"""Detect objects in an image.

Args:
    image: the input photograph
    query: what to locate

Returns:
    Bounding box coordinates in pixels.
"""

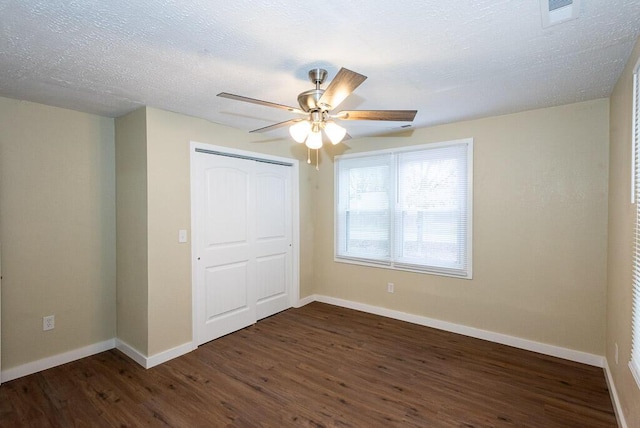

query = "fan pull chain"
[316,149,319,170]
[307,147,311,164]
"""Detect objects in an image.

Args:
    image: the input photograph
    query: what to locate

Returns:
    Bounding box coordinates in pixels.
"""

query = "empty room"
[1,1,639,426]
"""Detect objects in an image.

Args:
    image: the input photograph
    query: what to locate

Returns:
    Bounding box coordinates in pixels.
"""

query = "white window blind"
[631,66,640,387]
[336,154,393,263]
[335,139,472,278]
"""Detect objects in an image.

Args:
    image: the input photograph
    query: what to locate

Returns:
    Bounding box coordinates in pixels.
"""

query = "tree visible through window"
[335,139,473,278]
[397,149,466,268]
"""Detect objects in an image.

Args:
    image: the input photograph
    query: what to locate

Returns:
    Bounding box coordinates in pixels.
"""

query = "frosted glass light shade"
[305,130,323,149]
[324,121,347,145]
[289,120,311,143]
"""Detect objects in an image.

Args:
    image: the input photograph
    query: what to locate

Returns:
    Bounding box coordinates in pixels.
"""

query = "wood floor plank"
[0,302,617,427]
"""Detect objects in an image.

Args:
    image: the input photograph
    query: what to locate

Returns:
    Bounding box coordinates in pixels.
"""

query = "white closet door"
[194,151,293,345]
[254,161,292,320]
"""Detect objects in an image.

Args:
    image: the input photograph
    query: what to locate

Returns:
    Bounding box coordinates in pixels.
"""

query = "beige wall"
[0,97,116,369]
[122,107,314,356]
[314,99,610,355]
[115,108,149,354]
[1,97,607,368]
[607,35,640,427]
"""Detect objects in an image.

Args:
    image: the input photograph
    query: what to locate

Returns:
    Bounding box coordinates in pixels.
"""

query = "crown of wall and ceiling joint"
[540,0,581,28]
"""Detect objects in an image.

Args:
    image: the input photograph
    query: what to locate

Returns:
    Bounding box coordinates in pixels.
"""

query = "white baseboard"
[1,338,115,383]
[115,339,147,368]
[146,342,193,369]
[1,337,192,382]
[116,339,192,369]
[0,298,607,384]
[311,294,605,367]
[295,294,315,308]
[604,359,628,428]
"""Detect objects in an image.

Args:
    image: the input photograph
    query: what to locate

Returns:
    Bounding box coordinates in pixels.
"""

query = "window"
[335,139,472,278]
[631,62,640,387]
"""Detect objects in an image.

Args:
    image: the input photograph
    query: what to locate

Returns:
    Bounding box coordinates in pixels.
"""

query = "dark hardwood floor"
[0,302,616,427]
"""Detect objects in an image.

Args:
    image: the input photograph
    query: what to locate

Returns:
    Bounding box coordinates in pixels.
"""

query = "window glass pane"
[396,145,467,269]
[336,155,392,261]
[346,165,390,257]
[396,146,468,270]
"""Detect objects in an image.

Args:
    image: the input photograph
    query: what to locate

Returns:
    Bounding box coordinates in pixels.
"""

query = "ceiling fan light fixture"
[218,67,417,168]
[305,129,323,149]
[324,121,347,145]
[289,120,311,143]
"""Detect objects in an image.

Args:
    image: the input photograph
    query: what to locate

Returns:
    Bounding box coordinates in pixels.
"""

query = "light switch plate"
[178,229,188,243]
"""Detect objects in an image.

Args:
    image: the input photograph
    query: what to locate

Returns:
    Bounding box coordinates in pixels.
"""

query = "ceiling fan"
[217,67,417,167]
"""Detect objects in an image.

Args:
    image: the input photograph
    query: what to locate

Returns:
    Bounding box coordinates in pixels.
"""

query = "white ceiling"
[1,0,639,139]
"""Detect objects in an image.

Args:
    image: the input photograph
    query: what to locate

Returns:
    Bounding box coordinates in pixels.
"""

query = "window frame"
[334,138,473,279]
[630,58,640,388]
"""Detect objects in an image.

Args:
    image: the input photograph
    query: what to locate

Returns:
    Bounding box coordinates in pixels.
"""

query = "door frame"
[189,141,300,350]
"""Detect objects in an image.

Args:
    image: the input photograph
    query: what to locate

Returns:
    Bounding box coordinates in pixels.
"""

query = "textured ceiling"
[1,0,639,139]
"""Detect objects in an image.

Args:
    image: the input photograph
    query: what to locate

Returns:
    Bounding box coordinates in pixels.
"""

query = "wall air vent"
[540,0,581,28]
[549,0,573,11]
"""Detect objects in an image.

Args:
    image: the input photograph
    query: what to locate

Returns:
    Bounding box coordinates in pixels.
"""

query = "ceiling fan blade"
[218,92,306,114]
[335,110,417,121]
[318,68,367,110]
[250,118,304,133]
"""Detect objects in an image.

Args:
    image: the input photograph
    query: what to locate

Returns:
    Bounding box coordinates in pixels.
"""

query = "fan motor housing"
[297,89,325,112]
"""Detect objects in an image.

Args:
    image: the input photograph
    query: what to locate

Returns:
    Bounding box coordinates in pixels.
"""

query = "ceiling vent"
[540,0,581,28]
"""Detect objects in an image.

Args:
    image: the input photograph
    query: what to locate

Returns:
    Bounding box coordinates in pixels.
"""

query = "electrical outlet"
[615,342,619,365]
[387,282,394,293]
[43,315,55,331]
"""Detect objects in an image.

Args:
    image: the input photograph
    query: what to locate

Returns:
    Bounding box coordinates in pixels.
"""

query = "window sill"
[334,256,472,280]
